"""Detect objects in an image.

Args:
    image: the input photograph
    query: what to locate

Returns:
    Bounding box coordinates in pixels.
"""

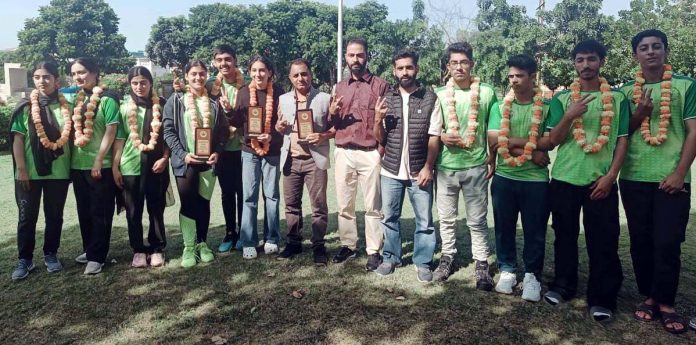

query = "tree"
[16,0,133,74]
[473,0,544,92]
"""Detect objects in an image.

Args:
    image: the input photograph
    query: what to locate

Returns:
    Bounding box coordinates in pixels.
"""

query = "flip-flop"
[633,302,660,322]
[689,317,696,331]
[661,312,688,334]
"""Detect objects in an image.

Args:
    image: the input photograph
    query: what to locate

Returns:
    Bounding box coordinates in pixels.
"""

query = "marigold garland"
[497,88,544,167]
[127,92,162,152]
[73,86,104,147]
[249,81,274,156]
[633,64,672,146]
[211,69,244,96]
[446,77,481,148]
[30,89,72,151]
[569,78,614,154]
[185,85,212,133]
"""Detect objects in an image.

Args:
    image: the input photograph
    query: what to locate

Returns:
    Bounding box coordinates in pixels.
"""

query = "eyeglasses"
[448,61,471,68]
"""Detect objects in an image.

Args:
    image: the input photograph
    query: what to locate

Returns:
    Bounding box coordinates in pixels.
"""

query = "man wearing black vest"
[372,49,440,282]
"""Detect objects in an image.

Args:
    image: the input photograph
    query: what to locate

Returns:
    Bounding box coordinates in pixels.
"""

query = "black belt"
[337,143,377,151]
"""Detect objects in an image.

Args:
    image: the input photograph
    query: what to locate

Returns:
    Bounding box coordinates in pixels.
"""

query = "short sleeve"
[116,103,128,140]
[101,97,121,125]
[11,106,28,135]
[428,99,443,135]
[683,82,696,120]
[487,101,502,131]
[618,96,630,136]
[547,96,565,130]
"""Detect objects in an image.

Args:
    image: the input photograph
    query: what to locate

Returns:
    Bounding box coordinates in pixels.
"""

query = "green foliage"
[0,104,16,151]
[100,73,129,96]
[145,0,445,89]
[16,0,133,74]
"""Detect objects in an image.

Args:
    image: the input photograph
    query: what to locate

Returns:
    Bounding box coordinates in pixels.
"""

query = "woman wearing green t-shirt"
[9,62,73,280]
[112,66,170,268]
[163,60,228,268]
[68,57,121,275]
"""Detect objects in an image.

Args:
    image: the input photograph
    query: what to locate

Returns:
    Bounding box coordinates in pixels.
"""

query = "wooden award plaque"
[194,127,212,158]
[247,106,263,138]
[296,109,315,140]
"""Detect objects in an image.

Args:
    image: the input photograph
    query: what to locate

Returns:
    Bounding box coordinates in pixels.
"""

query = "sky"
[0,0,632,51]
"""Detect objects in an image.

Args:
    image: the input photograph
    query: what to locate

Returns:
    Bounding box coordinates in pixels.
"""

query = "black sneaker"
[365,253,382,271]
[332,246,357,263]
[433,255,454,282]
[475,260,494,291]
[313,245,328,266]
[277,243,302,260]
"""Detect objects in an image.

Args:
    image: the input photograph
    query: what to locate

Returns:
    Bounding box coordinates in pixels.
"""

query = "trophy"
[195,127,212,159]
[247,106,263,138]
[296,109,314,143]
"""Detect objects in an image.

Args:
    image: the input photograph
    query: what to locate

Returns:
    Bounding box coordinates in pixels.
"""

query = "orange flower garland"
[446,77,481,148]
[211,69,244,96]
[185,85,212,131]
[633,64,672,146]
[497,88,544,167]
[30,89,72,151]
[73,86,104,147]
[248,81,273,156]
[127,91,162,152]
[569,78,614,154]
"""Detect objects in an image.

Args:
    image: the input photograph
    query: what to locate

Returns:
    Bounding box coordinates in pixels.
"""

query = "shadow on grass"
[1,213,695,345]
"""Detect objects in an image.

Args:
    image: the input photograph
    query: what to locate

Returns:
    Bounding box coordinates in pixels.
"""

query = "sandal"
[661,312,688,334]
[633,302,660,322]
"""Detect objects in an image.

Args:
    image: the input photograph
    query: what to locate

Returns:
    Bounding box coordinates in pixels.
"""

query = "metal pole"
[337,0,343,83]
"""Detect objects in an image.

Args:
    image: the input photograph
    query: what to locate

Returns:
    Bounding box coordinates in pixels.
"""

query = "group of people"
[9,28,695,334]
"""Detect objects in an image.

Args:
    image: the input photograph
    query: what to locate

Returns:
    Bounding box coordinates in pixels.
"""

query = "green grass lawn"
[0,151,695,345]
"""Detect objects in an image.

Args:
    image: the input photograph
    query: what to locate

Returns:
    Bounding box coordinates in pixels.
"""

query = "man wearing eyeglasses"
[431,42,497,290]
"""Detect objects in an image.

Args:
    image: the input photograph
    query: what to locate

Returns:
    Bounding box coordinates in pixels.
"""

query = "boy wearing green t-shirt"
[542,41,629,324]
[487,55,552,302]
[619,30,696,334]
[206,45,245,253]
[432,42,497,290]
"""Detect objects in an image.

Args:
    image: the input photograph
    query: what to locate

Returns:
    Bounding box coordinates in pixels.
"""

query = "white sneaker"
[264,242,279,255]
[521,273,542,302]
[75,253,88,264]
[83,261,103,275]
[495,271,517,294]
[243,247,258,260]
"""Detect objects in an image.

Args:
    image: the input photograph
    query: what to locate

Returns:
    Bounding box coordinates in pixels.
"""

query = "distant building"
[133,56,169,78]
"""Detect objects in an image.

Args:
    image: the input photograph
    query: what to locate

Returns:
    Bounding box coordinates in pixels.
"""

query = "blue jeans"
[490,174,549,277]
[240,151,281,247]
[381,175,436,267]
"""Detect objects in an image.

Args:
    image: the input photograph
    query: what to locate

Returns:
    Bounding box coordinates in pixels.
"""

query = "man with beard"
[371,49,439,282]
[618,29,696,334]
[275,59,333,265]
[330,37,389,271]
[487,54,551,301]
[431,42,497,290]
[541,40,629,324]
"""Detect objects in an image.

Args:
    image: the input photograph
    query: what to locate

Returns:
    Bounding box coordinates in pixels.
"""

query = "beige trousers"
[334,147,383,254]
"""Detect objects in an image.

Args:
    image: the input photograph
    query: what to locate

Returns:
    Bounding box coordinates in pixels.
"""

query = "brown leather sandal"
[661,312,688,334]
[633,302,660,322]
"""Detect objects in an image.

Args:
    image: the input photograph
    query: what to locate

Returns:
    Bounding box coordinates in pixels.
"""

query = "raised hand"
[329,95,344,116]
[635,87,654,119]
[374,96,388,125]
[565,94,596,120]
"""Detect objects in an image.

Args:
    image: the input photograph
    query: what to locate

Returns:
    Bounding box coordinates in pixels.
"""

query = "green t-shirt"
[183,94,211,153]
[619,75,696,183]
[65,93,120,170]
[11,102,72,180]
[435,82,498,171]
[115,95,148,176]
[207,77,241,151]
[488,99,551,182]
[547,89,630,186]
